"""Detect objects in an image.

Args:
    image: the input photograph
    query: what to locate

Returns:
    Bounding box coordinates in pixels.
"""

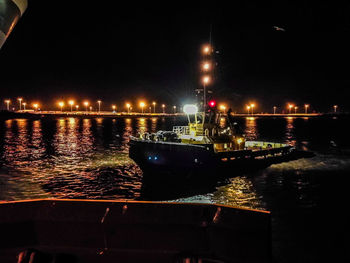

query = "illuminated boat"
[129,104,294,175]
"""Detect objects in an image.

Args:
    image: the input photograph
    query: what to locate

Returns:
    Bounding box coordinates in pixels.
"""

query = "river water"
[1,116,349,262]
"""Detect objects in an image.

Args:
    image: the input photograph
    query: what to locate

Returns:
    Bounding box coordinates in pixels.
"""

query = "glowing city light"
[202,62,211,71]
[219,105,226,113]
[250,104,255,115]
[58,101,64,111]
[162,104,165,113]
[4,100,10,110]
[18,98,23,111]
[203,76,210,84]
[288,104,293,114]
[97,100,102,112]
[152,101,156,113]
[84,101,89,112]
[126,103,131,113]
[305,104,309,114]
[68,100,74,111]
[32,103,39,111]
[140,102,145,113]
[203,45,211,54]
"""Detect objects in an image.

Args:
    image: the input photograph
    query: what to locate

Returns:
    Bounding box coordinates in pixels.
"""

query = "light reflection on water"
[244,117,259,140]
[0,116,349,212]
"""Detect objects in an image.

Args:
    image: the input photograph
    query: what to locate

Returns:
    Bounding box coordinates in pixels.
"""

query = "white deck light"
[183,104,198,115]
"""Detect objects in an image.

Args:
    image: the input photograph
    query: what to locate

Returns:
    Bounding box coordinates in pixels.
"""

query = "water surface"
[1,116,349,262]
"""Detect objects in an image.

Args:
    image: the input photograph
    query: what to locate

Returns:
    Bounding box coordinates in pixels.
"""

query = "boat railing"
[173,126,189,135]
[245,141,287,149]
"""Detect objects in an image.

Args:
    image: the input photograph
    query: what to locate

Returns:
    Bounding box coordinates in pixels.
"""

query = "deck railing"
[173,126,189,135]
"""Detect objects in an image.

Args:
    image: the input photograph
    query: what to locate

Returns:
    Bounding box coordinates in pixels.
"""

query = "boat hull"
[129,137,294,177]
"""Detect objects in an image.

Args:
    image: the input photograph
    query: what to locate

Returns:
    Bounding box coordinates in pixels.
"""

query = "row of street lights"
[247,103,340,114]
[56,100,178,113]
[4,98,40,111]
[3,98,340,114]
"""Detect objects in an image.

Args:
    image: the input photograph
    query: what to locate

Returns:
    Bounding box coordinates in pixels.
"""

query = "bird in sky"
[273,26,286,32]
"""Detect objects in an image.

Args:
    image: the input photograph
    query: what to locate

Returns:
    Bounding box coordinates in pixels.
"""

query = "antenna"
[209,24,212,47]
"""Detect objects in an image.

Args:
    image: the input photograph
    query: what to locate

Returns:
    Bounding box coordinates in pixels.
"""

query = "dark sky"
[1,1,350,112]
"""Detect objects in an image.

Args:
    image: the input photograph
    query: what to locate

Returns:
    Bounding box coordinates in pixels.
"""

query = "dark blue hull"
[129,137,296,177]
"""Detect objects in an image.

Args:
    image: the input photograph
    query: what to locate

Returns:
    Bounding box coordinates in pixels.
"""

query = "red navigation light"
[208,100,216,107]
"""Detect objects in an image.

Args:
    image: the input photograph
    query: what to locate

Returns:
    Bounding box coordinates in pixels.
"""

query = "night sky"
[1,1,350,112]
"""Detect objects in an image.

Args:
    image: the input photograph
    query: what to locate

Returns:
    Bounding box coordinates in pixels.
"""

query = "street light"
[75,105,79,111]
[250,104,255,115]
[112,105,116,113]
[288,104,293,114]
[294,106,298,114]
[69,100,74,112]
[219,105,226,114]
[97,100,101,113]
[33,103,39,111]
[304,104,309,114]
[22,102,26,110]
[247,105,250,115]
[202,61,211,71]
[203,45,211,55]
[202,75,210,110]
[84,101,89,112]
[273,106,277,114]
[18,98,22,111]
[4,100,10,110]
[126,103,131,114]
[162,104,165,113]
[58,101,64,112]
[140,102,145,113]
[173,105,176,114]
[152,101,156,113]
[334,105,338,113]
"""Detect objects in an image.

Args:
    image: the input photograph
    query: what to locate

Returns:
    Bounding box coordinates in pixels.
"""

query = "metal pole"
[203,84,206,111]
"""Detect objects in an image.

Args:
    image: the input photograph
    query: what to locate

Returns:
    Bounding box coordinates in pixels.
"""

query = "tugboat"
[129,103,293,175]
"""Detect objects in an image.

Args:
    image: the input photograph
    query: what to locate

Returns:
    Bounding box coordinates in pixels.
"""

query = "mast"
[200,24,214,112]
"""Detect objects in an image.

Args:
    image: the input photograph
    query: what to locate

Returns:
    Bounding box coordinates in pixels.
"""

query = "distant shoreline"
[0,110,348,120]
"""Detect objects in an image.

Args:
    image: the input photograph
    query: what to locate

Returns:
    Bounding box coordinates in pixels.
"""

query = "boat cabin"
[173,105,245,151]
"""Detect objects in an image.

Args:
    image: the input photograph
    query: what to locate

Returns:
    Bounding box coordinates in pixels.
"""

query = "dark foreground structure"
[0,199,271,263]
